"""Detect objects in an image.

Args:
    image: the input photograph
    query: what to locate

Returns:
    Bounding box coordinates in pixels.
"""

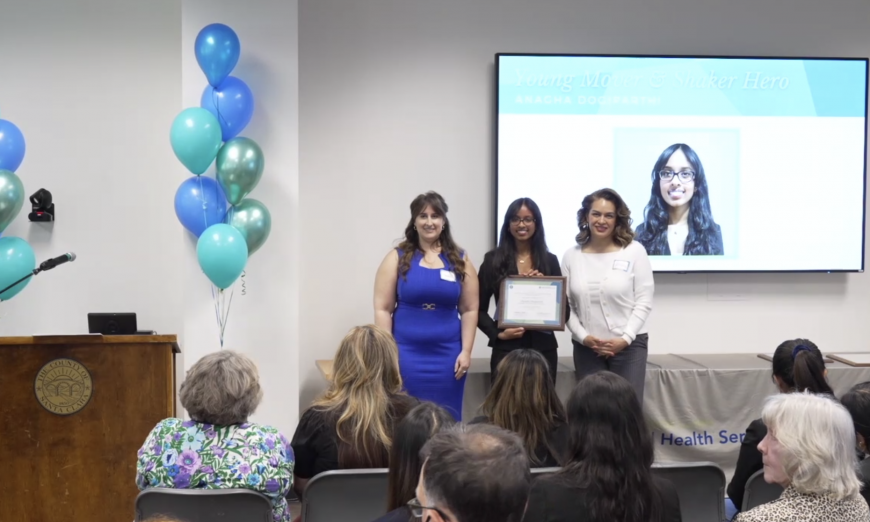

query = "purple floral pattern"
[136,418,294,522]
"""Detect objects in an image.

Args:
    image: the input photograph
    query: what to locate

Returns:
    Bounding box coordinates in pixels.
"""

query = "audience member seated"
[733,393,869,521]
[523,371,681,522]
[470,349,568,467]
[727,339,832,512]
[412,423,531,522]
[136,351,294,522]
[371,402,456,522]
[291,325,417,497]
[841,381,870,506]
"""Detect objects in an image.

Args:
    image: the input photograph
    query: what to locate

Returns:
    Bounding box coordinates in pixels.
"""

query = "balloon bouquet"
[0,116,35,302]
[171,24,271,345]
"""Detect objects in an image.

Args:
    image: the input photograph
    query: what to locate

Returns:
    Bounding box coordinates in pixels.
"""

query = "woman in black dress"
[478,197,561,382]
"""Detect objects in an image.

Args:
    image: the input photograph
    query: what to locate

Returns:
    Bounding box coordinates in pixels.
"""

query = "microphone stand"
[0,268,42,301]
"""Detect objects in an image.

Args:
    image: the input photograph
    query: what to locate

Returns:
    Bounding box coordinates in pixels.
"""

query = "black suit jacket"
[726,418,766,511]
[523,473,682,522]
[477,250,562,352]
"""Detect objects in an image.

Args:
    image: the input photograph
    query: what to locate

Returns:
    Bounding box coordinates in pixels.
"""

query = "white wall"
[181,0,300,436]
[298,0,870,408]
[0,0,183,336]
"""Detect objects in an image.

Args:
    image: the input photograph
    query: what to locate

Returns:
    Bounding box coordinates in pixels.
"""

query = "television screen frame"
[494,52,869,274]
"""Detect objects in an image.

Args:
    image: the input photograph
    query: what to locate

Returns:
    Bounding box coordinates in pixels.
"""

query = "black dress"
[477,250,562,382]
[523,473,682,522]
[726,418,766,511]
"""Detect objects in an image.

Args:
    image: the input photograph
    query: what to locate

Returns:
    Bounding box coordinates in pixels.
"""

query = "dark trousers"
[491,347,558,385]
[572,333,648,400]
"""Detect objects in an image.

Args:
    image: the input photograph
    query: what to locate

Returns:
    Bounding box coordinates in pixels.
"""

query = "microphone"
[39,252,76,271]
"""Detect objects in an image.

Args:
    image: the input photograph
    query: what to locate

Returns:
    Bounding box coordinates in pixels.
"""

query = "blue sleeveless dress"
[393,250,465,420]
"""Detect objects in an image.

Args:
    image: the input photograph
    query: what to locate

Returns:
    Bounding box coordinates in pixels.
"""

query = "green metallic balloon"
[227,198,271,256]
[216,137,264,206]
[0,170,24,233]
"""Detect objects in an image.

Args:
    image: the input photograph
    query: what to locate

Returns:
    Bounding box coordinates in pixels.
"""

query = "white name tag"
[440,270,457,282]
[612,260,630,272]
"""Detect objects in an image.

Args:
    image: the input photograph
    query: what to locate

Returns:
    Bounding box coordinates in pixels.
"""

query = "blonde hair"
[313,324,405,467]
[762,393,861,500]
[180,350,263,426]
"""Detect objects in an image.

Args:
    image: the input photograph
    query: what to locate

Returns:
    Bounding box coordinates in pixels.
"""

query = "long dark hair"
[636,143,722,255]
[556,372,662,522]
[771,338,833,395]
[397,191,465,281]
[386,402,455,511]
[841,382,870,455]
[575,188,634,247]
[481,350,566,466]
[491,198,549,284]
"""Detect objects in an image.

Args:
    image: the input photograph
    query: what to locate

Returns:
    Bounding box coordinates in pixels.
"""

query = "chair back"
[742,469,784,511]
[302,468,389,522]
[135,488,272,522]
[652,462,725,522]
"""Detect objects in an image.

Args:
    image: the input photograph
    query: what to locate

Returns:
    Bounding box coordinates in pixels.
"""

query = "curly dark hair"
[635,143,723,255]
[575,188,634,247]
[397,191,465,281]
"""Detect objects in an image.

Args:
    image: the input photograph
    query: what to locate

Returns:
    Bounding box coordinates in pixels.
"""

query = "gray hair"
[421,423,531,522]
[179,350,263,426]
[762,392,861,499]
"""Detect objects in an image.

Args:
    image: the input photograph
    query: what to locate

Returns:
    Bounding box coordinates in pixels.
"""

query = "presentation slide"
[496,55,868,272]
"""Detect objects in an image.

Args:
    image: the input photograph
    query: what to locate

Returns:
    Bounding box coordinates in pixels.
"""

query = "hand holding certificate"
[497,276,567,331]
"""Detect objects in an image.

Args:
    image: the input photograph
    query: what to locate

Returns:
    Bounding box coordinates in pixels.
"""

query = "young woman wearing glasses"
[477,197,562,383]
[634,143,724,256]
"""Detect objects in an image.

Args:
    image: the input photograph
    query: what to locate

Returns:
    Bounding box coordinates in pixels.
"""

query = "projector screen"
[496,54,868,272]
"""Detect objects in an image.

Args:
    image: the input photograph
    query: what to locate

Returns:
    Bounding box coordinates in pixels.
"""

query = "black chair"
[135,488,272,522]
[302,468,389,522]
[742,469,783,511]
[652,461,726,522]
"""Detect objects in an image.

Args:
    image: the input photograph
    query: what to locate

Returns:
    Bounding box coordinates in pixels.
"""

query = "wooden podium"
[0,335,179,522]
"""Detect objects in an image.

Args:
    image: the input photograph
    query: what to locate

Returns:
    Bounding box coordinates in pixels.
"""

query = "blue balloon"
[197,224,248,289]
[201,77,255,141]
[0,236,36,301]
[0,120,26,172]
[195,24,241,88]
[175,176,228,237]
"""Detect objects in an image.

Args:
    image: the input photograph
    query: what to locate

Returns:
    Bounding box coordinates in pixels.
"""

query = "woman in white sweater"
[561,188,654,399]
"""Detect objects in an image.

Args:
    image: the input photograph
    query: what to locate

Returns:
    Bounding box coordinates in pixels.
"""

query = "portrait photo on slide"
[613,128,740,258]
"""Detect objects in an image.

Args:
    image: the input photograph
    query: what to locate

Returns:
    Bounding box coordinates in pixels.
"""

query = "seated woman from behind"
[291,325,417,497]
[835,381,870,506]
[734,393,869,521]
[523,371,681,522]
[136,351,294,522]
[371,402,455,522]
[471,349,567,467]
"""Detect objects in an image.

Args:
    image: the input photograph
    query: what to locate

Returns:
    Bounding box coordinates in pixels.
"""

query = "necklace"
[517,253,531,264]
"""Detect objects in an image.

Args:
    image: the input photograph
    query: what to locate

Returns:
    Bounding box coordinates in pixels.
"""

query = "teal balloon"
[170,108,222,175]
[196,224,248,289]
[0,237,36,301]
[0,170,24,233]
[216,137,264,205]
[227,199,271,256]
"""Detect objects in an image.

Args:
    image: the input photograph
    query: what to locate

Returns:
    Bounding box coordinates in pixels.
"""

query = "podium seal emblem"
[34,358,93,415]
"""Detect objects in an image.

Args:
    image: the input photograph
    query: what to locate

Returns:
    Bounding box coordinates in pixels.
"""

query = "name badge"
[440,270,457,282]
[612,260,630,272]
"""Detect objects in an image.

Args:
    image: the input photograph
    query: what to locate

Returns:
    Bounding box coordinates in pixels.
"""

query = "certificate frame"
[497,276,567,331]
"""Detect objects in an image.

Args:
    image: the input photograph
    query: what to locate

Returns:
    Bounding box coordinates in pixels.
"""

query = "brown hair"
[480,350,566,465]
[575,188,635,247]
[311,325,410,468]
[397,191,466,281]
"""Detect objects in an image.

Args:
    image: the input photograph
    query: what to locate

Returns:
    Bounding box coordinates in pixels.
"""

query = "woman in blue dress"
[374,191,479,420]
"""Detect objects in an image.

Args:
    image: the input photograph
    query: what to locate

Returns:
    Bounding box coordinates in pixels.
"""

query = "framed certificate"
[497,276,567,331]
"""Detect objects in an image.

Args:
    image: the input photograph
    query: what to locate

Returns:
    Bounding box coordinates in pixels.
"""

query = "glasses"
[509,216,536,225]
[658,169,696,182]
[408,497,451,520]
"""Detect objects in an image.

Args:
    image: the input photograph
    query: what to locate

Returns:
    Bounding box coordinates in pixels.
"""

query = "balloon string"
[220,285,236,343]
[241,271,247,296]
[211,285,223,348]
[212,89,229,135]
[198,175,209,232]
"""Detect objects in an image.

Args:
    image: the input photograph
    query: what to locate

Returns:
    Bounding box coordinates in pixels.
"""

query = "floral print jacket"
[136,418,295,522]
